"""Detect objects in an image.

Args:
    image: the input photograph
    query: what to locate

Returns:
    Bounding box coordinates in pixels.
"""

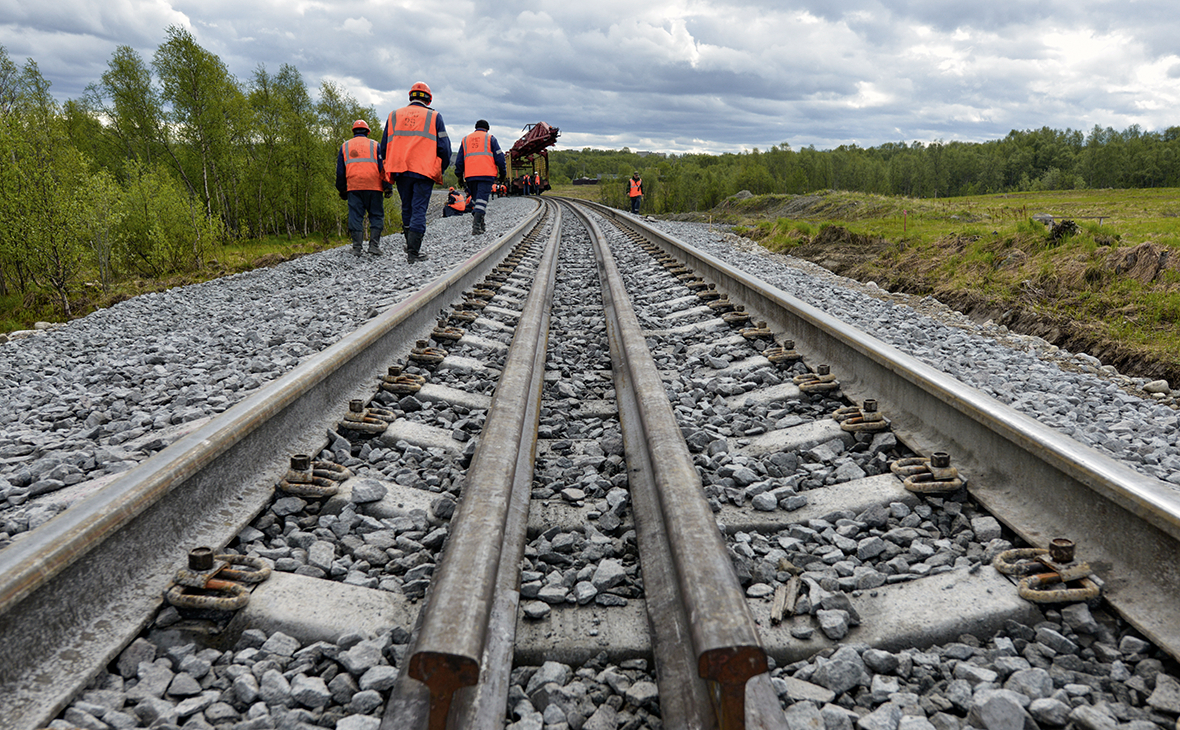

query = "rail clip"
[278,453,351,497]
[890,451,965,493]
[164,546,271,611]
[794,364,839,393]
[834,399,890,433]
[340,399,397,434]
[993,538,1101,603]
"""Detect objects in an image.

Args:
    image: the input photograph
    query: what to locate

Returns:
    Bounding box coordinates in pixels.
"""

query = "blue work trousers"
[467,179,493,215]
[347,190,384,234]
[395,177,435,233]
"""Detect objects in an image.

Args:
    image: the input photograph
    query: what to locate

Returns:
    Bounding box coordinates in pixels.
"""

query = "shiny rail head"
[699,645,770,730]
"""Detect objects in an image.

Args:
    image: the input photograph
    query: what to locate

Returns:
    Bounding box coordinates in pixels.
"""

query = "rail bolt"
[863,399,878,413]
[1049,538,1076,563]
[290,454,312,472]
[931,451,951,468]
[349,400,365,413]
[188,546,215,572]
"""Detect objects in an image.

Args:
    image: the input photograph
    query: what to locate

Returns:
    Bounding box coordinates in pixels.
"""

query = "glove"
[338,190,348,201]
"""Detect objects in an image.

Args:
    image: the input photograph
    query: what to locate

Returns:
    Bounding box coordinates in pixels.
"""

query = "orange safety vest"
[383,105,443,184]
[447,192,466,212]
[342,137,383,191]
[461,131,497,178]
[629,178,642,197]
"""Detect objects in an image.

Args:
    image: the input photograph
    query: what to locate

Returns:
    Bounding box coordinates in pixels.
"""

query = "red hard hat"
[352,119,370,132]
[409,82,432,103]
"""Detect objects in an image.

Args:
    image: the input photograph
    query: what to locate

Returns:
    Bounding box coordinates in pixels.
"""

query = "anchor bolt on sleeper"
[794,363,840,393]
[340,398,396,434]
[741,321,774,340]
[431,318,465,342]
[380,364,426,394]
[834,398,890,433]
[890,451,965,493]
[993,538,1101,603]
[722,306,751,326]
[164,546,272,611]
[409,339,448,365]
[278,453,351,497]
[767,339,802,365]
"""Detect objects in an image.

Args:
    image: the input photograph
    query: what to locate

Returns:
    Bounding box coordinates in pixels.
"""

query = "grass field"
[709,188,1180,384]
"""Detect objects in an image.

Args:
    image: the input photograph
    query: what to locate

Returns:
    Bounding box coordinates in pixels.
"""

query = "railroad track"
[4,197,1180,730]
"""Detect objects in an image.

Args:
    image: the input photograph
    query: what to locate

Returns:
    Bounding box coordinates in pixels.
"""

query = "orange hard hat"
[352,119,370,132]
[409,82,432,103]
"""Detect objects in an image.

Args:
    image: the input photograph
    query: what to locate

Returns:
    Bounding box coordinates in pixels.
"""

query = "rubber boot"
[472,212,483,236]
[368,228,382,255]
[406,230,429,263]
[350,230,363,255]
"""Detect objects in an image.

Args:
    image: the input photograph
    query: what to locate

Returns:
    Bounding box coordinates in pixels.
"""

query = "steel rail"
[0,204,545,730]
[573,201,778,729]
[383,202,560,730]
[586,201,1180,662]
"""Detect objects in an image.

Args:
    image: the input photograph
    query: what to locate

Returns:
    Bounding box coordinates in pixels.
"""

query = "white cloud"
[340,17,372,35]
[4,0,1180,153]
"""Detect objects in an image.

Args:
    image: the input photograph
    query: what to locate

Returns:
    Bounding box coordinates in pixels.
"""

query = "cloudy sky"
[3,1,1179,154]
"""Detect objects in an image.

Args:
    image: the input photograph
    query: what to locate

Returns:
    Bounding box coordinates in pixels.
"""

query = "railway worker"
[455,119,506,235]
[533,171,543,195]
[335,119,391,255]
[380,81,451,263]
[628,171,643,214]
[520,173,532,196]
[443,187,466,217]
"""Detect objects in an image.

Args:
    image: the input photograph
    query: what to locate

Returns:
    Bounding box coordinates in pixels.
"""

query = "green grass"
[1,233,343,334]
[718,188,1180,382]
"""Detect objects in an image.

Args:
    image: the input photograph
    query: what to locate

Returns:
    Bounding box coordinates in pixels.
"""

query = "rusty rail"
[0,203,545,730]
[572,201,785,729]
[381,201,562,729]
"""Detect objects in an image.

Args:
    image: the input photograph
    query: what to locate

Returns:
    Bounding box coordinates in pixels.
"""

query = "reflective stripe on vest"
[461,131,497,178]
[629,178,642,197]
[383,105,442,183]
[343,138,383,190]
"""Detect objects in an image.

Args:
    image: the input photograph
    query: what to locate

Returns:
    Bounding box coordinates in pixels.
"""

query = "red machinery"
[507,122,560,195]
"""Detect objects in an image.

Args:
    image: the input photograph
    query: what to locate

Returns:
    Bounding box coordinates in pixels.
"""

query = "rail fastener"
[834,398,890,433]
[277,453,349,497]
[891,451,966,494]
[994,538,1102,603]
[380,365,426,394]
[163,547,271,611]
[409,339,448,365]
[794,364,840,393]
[340,399,397,434]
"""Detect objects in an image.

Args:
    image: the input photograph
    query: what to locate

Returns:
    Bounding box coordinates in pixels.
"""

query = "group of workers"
[336,81,540,263]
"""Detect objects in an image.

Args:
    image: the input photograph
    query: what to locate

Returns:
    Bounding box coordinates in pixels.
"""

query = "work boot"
[406,230,429,263]
[472,212,482,236]
[350,230,363,255]
[368,228,382,255]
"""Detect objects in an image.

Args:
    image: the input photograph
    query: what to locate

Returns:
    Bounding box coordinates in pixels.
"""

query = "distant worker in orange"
[380,81,451,263]
[455,120,506,235]
[628,171,643,214]
[533,171,543,195]
[335,119,391,255]
[444,187,466,217]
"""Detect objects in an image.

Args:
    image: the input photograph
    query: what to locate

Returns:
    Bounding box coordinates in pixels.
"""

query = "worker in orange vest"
[335,119,391,255]
[533,171,543,195]
[455,120,506,235]
[628,171,643,214]
[444,187,466,217]
[379,82,451,263]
